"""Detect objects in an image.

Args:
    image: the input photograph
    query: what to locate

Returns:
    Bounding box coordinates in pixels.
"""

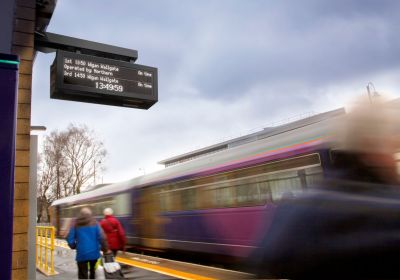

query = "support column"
[12,0,36,279]
[28,134,38,280]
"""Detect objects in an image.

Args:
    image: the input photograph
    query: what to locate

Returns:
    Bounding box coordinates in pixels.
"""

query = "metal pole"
[29,134,39,279]
[367,83,372,104]
[36,227,39,267]
[38,228,42,268]
[45,228,48,272]
[50,227,55,274]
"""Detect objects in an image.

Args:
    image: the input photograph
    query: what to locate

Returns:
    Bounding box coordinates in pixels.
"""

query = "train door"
[138,187,166,249]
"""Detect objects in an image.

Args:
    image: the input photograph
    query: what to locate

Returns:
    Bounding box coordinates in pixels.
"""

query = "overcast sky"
[32,0,400,183]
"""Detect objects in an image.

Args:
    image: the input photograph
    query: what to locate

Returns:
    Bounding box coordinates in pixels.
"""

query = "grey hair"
[103,208,113,216]
[79,207,92,216]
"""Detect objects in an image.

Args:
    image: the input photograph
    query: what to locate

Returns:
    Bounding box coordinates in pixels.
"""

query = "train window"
[212,186,235,207]
[170,190,181,211]
[205,180,270,208]
[158,153,321,211]
[159,186,182,212]
[93,203,101,216]
[82,197,117,217]
[114,194,130,216]
[230,153,321,180]
[236,183,260,205]
[305,166,324,186]
[258,181,272,202]
[165,191,175,211]
[268,171,302,201]
[62,207,68,218]
[60,207,67,218]
[70,206,78,217]
[181,188,197,210]
[159,187,170,212]
[200,179,232,208]
[98,201,104,215]
[159,193,167,212]
[66,207,73,217]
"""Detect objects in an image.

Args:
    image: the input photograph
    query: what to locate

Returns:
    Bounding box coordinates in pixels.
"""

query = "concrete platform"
[36,242,177,279]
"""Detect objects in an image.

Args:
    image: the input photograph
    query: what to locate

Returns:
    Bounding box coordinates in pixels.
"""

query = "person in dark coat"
[100,208,127,257]
[251,98,400,279]
[67,207,108,279]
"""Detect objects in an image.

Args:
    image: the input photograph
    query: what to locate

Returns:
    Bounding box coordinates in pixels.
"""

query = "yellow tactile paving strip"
[54,239,216,280]
[116,256,217,280]
[54,239,255,279]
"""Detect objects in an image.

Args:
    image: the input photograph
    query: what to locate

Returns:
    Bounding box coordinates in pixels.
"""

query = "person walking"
[67,207,108,279]
[100,208,127,257]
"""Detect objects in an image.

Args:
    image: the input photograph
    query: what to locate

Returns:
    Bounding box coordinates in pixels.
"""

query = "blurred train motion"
[50,105,399,262]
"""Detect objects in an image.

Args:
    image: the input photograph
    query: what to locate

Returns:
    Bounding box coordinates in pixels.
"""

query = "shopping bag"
[95,258,105,280]
[102,253,124,279]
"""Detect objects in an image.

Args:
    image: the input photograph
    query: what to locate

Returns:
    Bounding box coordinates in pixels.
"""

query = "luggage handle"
[102,252,115,263]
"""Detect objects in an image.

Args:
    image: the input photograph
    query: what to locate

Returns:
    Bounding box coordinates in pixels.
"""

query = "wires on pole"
[366,82,379,103]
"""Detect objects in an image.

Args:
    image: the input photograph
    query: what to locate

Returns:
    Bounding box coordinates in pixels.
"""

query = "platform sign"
[0,53,19,280]
[51,50,158,109]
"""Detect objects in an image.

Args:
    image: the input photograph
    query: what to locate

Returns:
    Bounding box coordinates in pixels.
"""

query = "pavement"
[36,242,177,280]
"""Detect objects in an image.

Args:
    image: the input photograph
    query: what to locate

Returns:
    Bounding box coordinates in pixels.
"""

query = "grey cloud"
[46,0,400,108]
[39,0,400,108]
[32,0,400,182]
[181,1,400,100]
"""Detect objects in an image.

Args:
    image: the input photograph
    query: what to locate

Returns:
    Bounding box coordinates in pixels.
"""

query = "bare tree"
[37,153,56,222]
[37,124,107,222]
[61,124,107,195]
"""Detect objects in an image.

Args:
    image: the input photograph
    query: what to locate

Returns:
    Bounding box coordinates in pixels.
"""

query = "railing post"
[41,227,45,270]
[44,228,48,272]
[36,225,58,276]
[41,227,44,270]
[35,227,39,267]
[50,227,55,274]
[39,227,42,269]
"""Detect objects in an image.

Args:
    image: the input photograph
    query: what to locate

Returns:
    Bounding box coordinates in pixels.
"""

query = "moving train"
[50,109,343,260]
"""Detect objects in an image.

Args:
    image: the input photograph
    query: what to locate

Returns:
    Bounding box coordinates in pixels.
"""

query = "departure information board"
[51,50,158,109]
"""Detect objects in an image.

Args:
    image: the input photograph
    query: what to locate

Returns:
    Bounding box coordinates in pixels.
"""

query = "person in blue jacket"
[67,207,108,279]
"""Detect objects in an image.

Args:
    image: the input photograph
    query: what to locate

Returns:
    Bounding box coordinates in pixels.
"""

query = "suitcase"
[102,253,124,279]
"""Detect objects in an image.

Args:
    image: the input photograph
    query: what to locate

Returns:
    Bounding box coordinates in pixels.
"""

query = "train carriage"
[50,109,342,260]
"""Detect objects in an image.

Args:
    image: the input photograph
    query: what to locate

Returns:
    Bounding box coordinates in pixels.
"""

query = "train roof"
[158,108,344,167]
[51,107,344,207]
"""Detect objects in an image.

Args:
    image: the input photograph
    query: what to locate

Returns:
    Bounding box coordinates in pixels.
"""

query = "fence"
[36,226,58,276]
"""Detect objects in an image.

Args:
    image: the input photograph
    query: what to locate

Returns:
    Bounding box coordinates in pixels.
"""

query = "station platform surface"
[36,241,177,279]
[36,239,254,279]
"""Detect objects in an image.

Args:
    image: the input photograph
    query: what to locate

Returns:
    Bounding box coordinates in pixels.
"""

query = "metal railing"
[36,226,57,276]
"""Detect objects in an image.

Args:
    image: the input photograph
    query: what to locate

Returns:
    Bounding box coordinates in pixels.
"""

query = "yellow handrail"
[36,226,58,276]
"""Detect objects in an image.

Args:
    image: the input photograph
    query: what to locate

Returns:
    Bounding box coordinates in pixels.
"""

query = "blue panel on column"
[0,53,19,280]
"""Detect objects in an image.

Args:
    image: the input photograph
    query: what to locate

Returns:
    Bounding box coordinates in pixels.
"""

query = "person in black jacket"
[252,97,400,279]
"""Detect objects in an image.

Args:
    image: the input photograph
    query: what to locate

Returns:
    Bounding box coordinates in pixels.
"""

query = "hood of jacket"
[76,211,95,227]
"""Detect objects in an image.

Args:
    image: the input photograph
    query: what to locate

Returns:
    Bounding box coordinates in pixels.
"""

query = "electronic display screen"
[51,50,158,109]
